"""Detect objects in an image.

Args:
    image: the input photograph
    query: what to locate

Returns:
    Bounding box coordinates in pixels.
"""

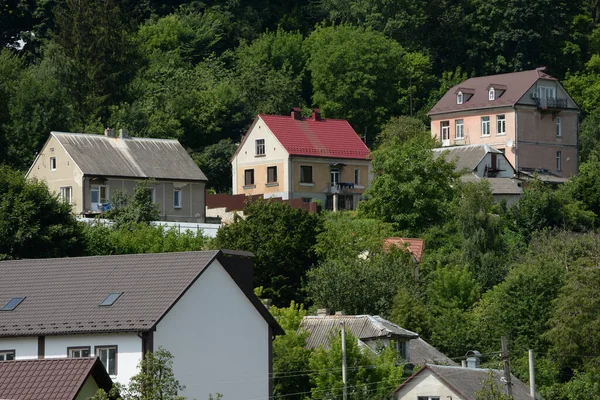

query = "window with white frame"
[50,157,57,171]
[496,115,506,135]
[0,350,15,361]
[96,346,117,376]
[556,117,562,137]
[60,186,73,204]
[489,87,495,100]
[147,187,156,203]
[68,347,90,358]
[255,139,265,156]
[481,116,490,136]
[457,91,463,104]
[440,121,450,141]
[173,189,182,208]
[538,86,556,99]
[91,186,108,204]
[455,119,464,140]
[557,151,562,171]
[354,168,360,185]
[330,168,340,186]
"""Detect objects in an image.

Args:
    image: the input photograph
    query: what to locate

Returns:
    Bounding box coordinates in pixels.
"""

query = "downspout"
[514,106,519,174]
[288,156,294,200]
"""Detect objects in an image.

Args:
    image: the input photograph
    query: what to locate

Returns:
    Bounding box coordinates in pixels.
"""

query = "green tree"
[106,181,160,229]
[563,54,600,116]
[212,199,322,305]
[0,165,84,260]
[475,370,513,400]
[125,348,186,400]
[192,139,237,194]
[578,112,600,163]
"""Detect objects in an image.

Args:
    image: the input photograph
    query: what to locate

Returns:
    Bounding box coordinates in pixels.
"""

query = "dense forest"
[5,0,600,399]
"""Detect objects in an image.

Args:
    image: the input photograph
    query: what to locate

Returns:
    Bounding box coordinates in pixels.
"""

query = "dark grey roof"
[410,338,458,366]
[518,169,568,183]
[433,144,502,173]
[460,174,523,195]
[301,315,418,350]
[0,250,282,337]
[52,132,207,181]
[394,364,533,399]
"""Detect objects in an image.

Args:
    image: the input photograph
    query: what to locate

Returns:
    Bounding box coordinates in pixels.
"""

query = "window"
[300,166,313,183]
[302,197,312,203]
[0,350,15,361]
[440,121,450,141]
[96,346,117,376]
[354,169,360,185]
[267,166,278,183]
[255,139,265,156]
[60,186,73,204]
[244,169,255,186]
[538,86,556,99]
[481,116,490,136]
[397,340,408,360]
[68,347,90,358]
[330,168,340,186]
[557,151,562,171]
[496,115,506,135]
[91,186,108,204]
[457,92,463,104]
[489,87,495,100]
[148,187,156,203]
[556,117,562,137]
[99,292,122,306]
[50,157,56,171]
[455,119,464,140]
[1,297,25,311]
[173,189,182,208]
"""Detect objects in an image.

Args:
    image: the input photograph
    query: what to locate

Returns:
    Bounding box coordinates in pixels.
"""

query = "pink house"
[429,67,580,178]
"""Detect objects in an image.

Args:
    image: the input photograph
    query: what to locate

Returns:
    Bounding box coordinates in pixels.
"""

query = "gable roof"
[461,174,524,195]
[393,364,533,399]
[384,238,425,263]
[409,338,458,366]
[429,68,562,116]
[0,250,282,337]
[0,358,113,400]
[433,144,504,173]
[301,315,418,350]
[49,132,207,181]
[234,114,370,160]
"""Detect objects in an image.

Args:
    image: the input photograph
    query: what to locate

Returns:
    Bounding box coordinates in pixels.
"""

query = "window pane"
[91,189,99,203]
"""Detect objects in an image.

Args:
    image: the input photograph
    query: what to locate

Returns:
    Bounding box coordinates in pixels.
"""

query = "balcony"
[534,97,568,110]
[328,182,355,194]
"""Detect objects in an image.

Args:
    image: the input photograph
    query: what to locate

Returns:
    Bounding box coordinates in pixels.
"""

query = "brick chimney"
[312,108,321,121]
[104,128,115,137]
[291,107,302,120]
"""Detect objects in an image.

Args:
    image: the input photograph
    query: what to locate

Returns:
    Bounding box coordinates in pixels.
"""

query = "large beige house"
[26,129,208,222]
[231,108,372,211]
[429,67,580,178]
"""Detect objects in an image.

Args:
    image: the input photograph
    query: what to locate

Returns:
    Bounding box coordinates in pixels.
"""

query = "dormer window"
[457,92,463,104]
[489,88,495,101]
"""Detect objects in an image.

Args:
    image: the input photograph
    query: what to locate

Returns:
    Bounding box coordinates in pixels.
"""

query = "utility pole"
[342,322,347,400]
[529,349,536,399]
[501,336,513,397]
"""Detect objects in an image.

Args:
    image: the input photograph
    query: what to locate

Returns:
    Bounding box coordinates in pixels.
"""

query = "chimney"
[119,128,130,139]
[317,308,329,317]
[465,350,482,368]
[312,108,321,121]
[335,311,344,316]
[104,128,115,137]
[291,107,302,120]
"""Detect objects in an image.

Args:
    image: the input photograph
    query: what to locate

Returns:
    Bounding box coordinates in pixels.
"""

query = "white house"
[0,250,283,400]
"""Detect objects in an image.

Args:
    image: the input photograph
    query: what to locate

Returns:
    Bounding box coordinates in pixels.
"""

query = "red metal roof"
[258,114,370,160]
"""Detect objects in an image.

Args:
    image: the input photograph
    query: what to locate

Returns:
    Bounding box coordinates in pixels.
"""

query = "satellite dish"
[506,138,514,148]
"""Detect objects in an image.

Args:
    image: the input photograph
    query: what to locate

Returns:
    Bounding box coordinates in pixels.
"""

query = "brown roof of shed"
[0,250,282,337]
[429,68,557,116]
[0,358,113,400]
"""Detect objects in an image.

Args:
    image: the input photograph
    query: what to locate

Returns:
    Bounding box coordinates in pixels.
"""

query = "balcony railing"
[329,182,355,194]
[534,97,568,109]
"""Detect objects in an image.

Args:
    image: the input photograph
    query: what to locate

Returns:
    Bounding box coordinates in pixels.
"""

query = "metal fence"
[77,218,221,238]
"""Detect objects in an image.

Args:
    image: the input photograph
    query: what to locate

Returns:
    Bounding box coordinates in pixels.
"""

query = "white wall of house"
[44,333,142,385]
[395,369,462,400]
[475,153,514,177]
[0,337,38,359]
[154,259,270,400]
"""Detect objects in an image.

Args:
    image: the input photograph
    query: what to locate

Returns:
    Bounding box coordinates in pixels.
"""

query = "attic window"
[99,292,122,306]
[489,88,495,101]
[457,92,463,104]
[1,297,25,311]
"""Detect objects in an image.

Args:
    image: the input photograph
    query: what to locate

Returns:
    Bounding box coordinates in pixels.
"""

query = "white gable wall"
[154,259,270,400]
[0,337,38,360]
[475,153,515,177]
[395,369,463,400]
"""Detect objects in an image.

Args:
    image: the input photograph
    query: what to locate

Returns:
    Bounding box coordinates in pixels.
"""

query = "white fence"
[77,218,222,238]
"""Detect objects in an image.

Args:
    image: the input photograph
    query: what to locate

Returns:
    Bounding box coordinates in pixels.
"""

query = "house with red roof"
[429,67,580,178]
[231,108,372,210]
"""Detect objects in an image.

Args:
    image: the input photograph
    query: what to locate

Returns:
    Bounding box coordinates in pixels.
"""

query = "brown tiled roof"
[384,238,425,263]
[429,68,557,116]
[0,250,283,337]
[0,358,113,400]
[393,364,533,399]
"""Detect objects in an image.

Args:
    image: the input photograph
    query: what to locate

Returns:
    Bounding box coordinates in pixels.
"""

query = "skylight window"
[99,292,122,306]
[1,297,25,311]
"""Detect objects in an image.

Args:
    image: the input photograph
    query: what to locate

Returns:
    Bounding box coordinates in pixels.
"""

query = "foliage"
[192,138,237,194]
[124,348,186,400]
[474,370,513,400]
[565,150,600,223]
[106,181,160,229]
[0,165,83,260]
[212,199,322,306]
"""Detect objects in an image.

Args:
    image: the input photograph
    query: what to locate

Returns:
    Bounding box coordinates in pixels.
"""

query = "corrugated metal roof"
[301,315,418,350]
[52,132,207,181]
[459,174,523,195]
[409,338,457,366]
[0,358,112,400]
[433,144,502,172]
